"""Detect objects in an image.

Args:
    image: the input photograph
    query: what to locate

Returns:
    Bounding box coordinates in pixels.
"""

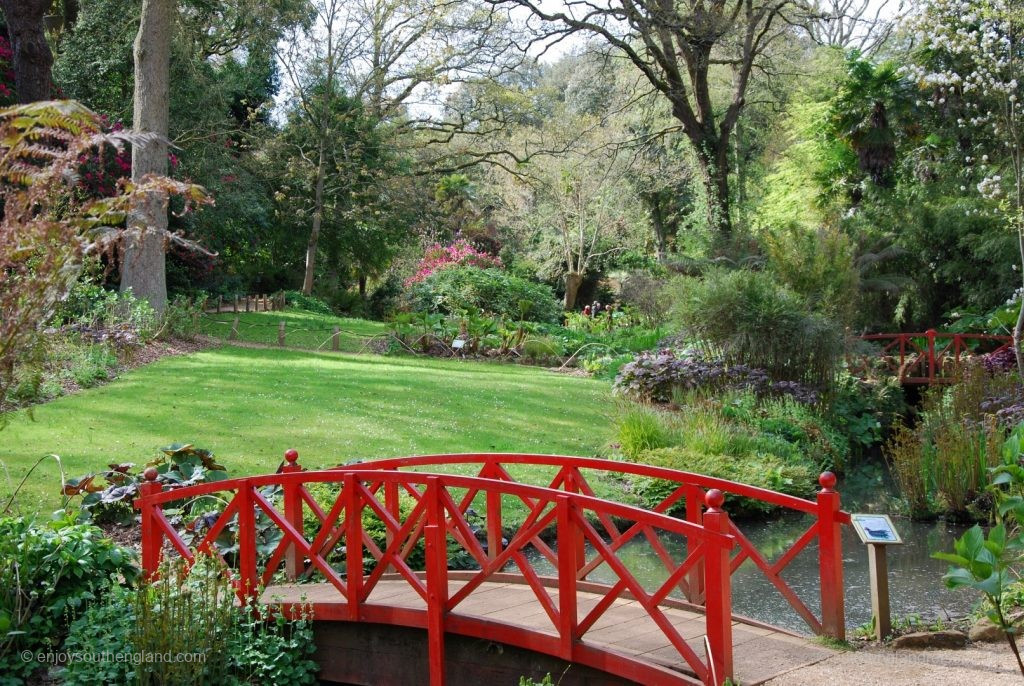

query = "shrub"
[614,349,818,405]
[65,443,229,526]
[618,271,670,327]
[404,266,561,324]
[616,405,672,460]
[61,558,318,686]
[827,370,905,453]
[665,268,842,387]
[0,515,139,683]
[159,294,207,341]
[284,290,333,315]
[367,274,403,320]
[581,353,634,380]
[613,395,830,516]
[754,396,850,470]
[405,239,502,286]
[60,585,138,686]
[630,446,817,518]
[884,364,1009,518]
[521,336,564,361]
[761,225,860,326]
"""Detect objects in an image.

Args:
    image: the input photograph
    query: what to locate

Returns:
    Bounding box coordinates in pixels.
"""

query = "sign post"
[851,513,902,641]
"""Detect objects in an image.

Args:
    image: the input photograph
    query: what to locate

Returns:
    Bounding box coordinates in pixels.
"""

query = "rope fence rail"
[199,312,618,364]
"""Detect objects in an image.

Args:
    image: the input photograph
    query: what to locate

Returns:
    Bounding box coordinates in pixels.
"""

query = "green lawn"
[1,345,618,514]
[200,309,391,352]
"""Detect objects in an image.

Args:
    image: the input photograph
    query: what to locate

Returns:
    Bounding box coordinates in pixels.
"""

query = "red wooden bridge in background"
[135,453,850,686]
[857,330,1012,384]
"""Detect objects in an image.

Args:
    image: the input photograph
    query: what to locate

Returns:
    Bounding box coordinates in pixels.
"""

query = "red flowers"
[405,239,502,286]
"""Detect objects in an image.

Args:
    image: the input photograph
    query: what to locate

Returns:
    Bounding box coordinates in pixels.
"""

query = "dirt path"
[762,643,1022,685]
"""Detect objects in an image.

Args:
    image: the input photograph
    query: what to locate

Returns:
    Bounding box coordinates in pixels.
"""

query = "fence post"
[229,317,239,341]
[926,329,937,382]
[236,481,258,603]
[138,468,164,578]
[332,326,340,351]
[685,483,705,604]
[278,321,286,346]
[425,477,448,686]
[281,449,304,580]
[702,490,733,686]
[556,495,578,659]
[817,472,845,640]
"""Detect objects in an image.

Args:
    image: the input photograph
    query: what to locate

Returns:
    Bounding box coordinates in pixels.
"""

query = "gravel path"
[762,643,1022,685]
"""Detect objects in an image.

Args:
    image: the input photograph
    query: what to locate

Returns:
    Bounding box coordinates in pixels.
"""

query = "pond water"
[526,464,977,634]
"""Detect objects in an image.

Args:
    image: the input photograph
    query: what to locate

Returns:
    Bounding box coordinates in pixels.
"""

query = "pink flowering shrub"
[75,120,181,198]
[0,36,15,105]
[76,122,132,198]
[405,239,502,286]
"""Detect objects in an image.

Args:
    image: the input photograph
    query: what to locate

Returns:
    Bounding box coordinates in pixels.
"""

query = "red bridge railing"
[857,330,1012,384]
[135,452,849,686]
[331,454,849,639]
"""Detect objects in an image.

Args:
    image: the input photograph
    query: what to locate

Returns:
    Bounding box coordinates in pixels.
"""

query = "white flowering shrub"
[904,0,1024,368]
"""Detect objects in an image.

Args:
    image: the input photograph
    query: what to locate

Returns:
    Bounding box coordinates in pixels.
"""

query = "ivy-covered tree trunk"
[692,137,733,240]
[0,0,53,102]
[121,0,171,312]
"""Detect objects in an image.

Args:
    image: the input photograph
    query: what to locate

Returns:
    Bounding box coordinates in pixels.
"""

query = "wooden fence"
[205,292,287,314]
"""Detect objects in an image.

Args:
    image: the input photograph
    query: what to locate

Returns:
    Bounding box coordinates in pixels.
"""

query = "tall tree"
[491,0,806,239]
[0,0,53,102]
[121,0,172,311]
[905,0,1024,371]
[277,0,518,294]
[495,126,645,309]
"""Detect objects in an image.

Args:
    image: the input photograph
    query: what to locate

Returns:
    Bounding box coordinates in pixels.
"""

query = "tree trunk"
[302,141,327,295]
[706,147,733,240]
[643,192,667,261]
[0,0,53,103]
[358,274,367,297]
[121,0,171,312]
[564,271,583,310]
[1014,147,1024,378]
[687,133,732,240]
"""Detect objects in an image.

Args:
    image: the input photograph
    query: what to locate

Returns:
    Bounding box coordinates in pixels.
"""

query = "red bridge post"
[685,483,706,604]
[556,495,579,659]
[817,472,845,640]
[425,477,449,686]
[237,480,258,602]
[281,449,303,580]
[702,489,733,685]
[139,467,163,578]
[344,473,362,620]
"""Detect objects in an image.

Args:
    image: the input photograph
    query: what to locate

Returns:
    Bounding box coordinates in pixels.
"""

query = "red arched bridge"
[134,453,850,686]
[857,330,1012,384]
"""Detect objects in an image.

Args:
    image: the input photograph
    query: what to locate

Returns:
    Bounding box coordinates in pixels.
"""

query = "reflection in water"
[525,466,976,634]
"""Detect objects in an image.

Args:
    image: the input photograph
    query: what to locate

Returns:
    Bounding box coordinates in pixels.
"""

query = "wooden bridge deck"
[261,579,837,685]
